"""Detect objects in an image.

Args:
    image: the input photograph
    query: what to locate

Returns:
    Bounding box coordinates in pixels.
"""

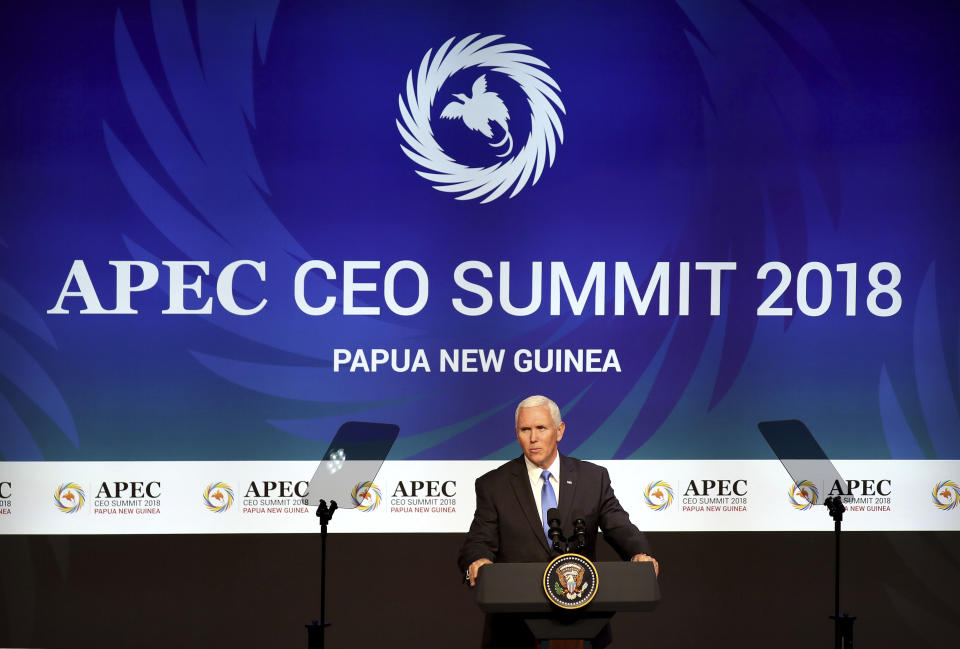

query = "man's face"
[516,405,565,469]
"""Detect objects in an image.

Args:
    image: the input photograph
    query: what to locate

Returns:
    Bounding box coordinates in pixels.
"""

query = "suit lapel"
[508,456,551,554]
[557,454,579,534]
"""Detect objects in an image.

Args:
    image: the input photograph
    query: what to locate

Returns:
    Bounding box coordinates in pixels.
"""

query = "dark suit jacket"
[458,454,652,648]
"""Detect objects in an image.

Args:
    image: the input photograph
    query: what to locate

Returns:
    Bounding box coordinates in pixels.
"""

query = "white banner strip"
[1,460,959,534]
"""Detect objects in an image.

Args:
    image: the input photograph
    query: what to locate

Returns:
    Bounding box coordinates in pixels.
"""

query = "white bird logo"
[439,74,513,157]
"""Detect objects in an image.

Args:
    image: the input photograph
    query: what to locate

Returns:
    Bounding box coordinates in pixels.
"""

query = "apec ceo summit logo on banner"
[397,34,565,203]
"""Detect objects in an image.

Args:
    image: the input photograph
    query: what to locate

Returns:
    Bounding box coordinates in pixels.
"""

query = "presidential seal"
[543,553,599,610]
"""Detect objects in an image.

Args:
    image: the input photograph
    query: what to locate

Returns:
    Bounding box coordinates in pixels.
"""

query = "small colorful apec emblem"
[351,481,382,512]
[643,480,674,511]
[543,553,599,609]
[932,480,959,511]
[788,479,820,511]
[202,481,234,513]
[54,482,85,514]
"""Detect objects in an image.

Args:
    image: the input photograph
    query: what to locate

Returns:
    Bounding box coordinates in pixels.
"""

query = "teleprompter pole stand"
[306,499,338,649]
[825,496,855,649]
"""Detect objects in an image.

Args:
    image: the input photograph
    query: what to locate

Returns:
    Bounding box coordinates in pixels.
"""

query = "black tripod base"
[829,614,856,649]
[306,621,331,649]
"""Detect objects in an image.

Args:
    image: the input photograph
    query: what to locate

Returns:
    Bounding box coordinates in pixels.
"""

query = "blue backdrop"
[1,0,958,463]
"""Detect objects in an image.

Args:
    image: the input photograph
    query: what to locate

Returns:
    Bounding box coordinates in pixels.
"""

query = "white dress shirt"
[523,453,560,523]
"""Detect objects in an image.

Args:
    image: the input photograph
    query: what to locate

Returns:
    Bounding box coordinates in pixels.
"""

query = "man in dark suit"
[458,395,658,648]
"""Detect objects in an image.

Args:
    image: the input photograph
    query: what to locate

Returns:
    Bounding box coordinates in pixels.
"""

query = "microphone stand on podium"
[474,508,660,649]
[303,422,399,649]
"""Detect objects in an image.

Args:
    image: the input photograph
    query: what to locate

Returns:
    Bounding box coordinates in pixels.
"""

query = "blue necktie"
[541,470,558,542]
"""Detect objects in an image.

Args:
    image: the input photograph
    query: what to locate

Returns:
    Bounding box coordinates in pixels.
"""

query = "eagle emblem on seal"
[555,563,588,599]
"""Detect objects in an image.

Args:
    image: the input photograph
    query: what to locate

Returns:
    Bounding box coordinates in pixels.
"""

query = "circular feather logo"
[397,34,565,203]
[54,482,85,513]
[202,482,235,513]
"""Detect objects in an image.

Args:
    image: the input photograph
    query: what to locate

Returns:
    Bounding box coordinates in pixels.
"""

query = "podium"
[474,562,660,648]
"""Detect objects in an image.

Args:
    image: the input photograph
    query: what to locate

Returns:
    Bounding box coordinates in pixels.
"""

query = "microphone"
[572,512,587,552]
[546,507,565,553]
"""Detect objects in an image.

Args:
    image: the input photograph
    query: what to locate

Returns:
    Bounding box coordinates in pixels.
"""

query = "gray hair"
[515,395,562,428]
